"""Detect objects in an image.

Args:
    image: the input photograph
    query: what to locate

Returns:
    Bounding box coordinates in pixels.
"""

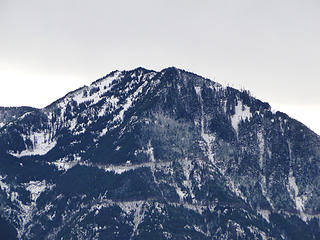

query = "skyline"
[0,0,319,134]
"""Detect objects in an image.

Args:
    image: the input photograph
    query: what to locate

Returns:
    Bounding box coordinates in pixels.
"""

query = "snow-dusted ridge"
[6,68,156,157]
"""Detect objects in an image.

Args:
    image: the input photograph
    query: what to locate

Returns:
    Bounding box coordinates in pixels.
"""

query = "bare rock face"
[0,67,319,239]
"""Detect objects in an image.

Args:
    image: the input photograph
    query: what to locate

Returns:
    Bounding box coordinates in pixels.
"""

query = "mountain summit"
[0,67,319,239]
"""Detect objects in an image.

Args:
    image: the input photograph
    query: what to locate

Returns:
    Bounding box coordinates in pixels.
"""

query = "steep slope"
[0,67,319,239]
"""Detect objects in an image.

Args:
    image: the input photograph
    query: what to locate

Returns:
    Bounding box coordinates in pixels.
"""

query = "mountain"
[0,67,319,239]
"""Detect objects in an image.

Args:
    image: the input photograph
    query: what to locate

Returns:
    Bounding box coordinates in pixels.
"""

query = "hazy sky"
[0,0,319,134]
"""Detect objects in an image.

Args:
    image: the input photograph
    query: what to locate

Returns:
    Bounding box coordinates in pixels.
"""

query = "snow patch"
[118,201,143,215]
[287,141,309,220]
[227,180,247,201]
[24,180,53,202]
[197,88,216,165]
[0,175,9,193]
[248,226,268,240]
[131,201,146,237]
[287,168,307,219]
[257,131,265,169]
[0,176,20,203]
[194,86,201,96]
[175,185,187,201]
[257,209,270,223]
[81,161,171,175]
[145,141,155,162]
[231,100,252,134]
[52,156,81,171]
[180,157,196,201]
[233,222,245,238]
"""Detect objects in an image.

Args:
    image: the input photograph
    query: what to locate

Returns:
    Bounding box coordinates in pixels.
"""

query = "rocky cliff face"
[0,67,319,239]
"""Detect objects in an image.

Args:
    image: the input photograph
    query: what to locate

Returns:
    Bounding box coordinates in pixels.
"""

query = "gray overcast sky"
[0,0,319,134]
